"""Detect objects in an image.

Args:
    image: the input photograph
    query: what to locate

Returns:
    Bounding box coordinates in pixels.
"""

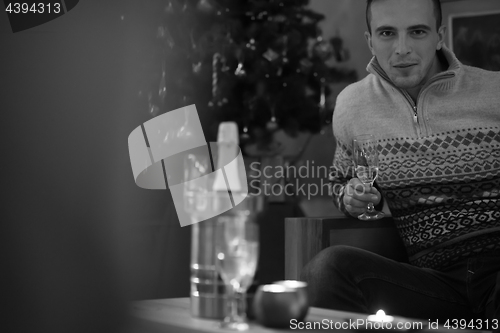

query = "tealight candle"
[367,309,394,323]
[253,281,309,328]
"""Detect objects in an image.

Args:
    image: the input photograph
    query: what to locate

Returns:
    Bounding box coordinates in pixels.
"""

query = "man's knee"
[300,245,364,282]
[299,245,370,310]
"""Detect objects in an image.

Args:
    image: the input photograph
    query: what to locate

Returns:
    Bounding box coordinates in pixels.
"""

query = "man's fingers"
[342,179,381,216]
[344,192,367,208]
[344,198,368,215]
[345,181,379,203]
[344,204,365,216]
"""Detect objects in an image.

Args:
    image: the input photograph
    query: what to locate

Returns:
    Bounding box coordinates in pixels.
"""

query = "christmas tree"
[143,0,356,152]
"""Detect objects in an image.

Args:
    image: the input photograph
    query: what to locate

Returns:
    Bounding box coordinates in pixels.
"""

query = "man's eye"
[380,31,394,37]
[412,30,427,36]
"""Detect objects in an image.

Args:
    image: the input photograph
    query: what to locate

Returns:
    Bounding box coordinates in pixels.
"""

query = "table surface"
[127,297,486,333]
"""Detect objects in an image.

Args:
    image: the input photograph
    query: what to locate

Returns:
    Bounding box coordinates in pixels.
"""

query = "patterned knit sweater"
[330,46,500,270]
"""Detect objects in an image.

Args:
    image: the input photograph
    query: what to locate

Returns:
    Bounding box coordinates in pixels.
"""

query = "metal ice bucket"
[189,192,262,319]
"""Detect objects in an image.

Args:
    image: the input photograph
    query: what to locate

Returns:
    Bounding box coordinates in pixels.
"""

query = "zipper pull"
[413,106,418,124]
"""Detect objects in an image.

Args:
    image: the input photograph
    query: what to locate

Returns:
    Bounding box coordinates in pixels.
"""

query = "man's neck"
[404,52,447,103]
[406,85,423,104]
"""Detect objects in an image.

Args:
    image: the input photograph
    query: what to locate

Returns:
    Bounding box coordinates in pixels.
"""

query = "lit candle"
[367,309,394,323]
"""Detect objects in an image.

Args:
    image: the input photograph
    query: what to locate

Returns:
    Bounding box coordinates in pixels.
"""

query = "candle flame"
[367,309,394,323]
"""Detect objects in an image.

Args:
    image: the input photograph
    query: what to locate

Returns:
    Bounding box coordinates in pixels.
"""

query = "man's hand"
[343,178,382,218]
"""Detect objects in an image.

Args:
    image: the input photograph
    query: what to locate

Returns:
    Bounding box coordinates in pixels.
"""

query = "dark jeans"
[301,245,500,323]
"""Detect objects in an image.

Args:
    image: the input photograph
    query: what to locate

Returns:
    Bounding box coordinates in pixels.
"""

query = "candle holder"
[253,281,309,328]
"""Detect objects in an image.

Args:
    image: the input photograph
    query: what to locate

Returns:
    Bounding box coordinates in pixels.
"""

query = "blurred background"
[1,0,499,332]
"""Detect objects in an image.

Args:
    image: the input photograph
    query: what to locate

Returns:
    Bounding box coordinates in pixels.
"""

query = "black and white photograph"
[2,1,500,332]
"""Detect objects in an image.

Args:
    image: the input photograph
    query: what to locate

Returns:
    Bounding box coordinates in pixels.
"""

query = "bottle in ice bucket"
[186,122,262,319]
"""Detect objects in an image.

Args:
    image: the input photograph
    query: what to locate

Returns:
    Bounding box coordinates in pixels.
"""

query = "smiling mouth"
[393,64,417,68]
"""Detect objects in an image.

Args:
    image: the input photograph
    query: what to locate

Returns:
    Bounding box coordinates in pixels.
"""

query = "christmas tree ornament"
[211,53,221,104]
[257,11,267,20]
[241,122,251,139]
[159,63,167,103]
[267,105,279,131]
[263,48,279,62]
[165,1,174,13]
[226,34,234,45]
[235,62,246,77]
[234,47,247,77]
[240,129,250,142]
[148,91,161,117]
[192,61,202,74]
[197,0,214,13]
[181,0,188,12]
[246,38,256,50]
[149,103,161,117]
[158,26,175,48]
[302,15,314,25]
[280,35,289,64]
[147,92,161,117]
[319,78,326,111]
[266,116,278,131]
[220,56,230,72]
[313,39,334,60]
[276,66,283,76]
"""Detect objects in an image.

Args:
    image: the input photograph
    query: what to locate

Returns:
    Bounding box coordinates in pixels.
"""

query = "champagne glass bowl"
[352,134,385,220]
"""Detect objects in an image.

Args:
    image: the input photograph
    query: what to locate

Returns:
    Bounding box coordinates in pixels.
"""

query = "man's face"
[365,0,446,91]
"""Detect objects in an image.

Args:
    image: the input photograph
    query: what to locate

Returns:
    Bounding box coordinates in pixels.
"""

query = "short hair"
[366,0,442,34]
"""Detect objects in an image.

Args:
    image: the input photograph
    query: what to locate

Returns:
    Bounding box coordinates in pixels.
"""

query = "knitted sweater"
[330,46,500,270]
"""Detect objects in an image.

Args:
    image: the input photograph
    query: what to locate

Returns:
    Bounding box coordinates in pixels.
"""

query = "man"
[301,0,500,322]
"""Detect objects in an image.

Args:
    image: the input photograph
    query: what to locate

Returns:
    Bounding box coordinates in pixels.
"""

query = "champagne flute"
[352,134,385,220]
[216,216,259,331]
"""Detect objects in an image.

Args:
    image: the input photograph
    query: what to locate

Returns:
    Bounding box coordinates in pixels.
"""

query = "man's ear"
[365,31,375,56]
[436,25,447,50]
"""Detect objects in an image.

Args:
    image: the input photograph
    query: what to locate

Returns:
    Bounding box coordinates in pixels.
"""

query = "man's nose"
[395,35,412,55]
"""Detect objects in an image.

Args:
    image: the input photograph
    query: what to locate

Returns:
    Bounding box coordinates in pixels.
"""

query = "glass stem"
[227,283,238,322]
[237,289,247,322]
[366,183,375,213]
